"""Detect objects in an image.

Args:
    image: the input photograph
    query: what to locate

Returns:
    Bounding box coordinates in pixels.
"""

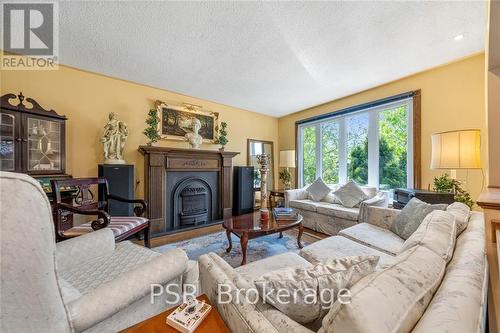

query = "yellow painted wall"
[278,54,487,201]
[1,54,487,201]
[0,65,279,198]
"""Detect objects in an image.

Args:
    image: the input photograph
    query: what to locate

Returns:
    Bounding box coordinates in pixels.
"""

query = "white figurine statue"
[185,118,203,149]
[101,112,128,164]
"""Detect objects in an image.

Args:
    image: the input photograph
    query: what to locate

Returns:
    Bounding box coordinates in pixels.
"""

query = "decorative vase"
[219,146,225,152]
[260,208,270,221]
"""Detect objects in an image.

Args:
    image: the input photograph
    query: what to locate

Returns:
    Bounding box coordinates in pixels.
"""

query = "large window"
[298,95,414,192]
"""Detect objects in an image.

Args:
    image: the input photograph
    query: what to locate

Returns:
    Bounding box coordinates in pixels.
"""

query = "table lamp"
[279,150,296,189]
[430,129,482,180]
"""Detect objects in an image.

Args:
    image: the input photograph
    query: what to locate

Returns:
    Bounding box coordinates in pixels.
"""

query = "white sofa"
[0,171,199,333]
[199,205,488,333]
[285,185,388,235]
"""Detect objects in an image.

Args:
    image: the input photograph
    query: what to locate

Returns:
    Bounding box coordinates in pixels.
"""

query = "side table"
[268,188,286,208]
[393,188,455,209]
[120,294,229,333]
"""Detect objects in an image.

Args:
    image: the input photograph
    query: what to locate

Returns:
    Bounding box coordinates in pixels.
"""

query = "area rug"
[154,230,320,267]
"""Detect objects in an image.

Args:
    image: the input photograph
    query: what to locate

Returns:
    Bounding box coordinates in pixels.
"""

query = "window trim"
[295,90,421,189]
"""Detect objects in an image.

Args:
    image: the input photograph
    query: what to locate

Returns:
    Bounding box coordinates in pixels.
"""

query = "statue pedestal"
[104,159,126,165]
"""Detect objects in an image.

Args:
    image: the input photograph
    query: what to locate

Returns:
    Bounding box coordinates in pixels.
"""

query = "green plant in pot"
[218,122,228,151]
[143,109,160,145]
[433,173,474,208]
[279,169,292,190]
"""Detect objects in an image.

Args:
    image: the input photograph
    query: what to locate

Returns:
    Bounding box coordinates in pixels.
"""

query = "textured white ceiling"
[59,1,486,117]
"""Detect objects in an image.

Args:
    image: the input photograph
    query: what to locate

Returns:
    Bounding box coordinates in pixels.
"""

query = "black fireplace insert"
[179,186,208,226]
[166,172,219,232]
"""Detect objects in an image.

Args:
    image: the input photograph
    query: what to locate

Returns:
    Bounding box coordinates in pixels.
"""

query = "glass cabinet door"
[27,116,62,172]
[0,113,16,171]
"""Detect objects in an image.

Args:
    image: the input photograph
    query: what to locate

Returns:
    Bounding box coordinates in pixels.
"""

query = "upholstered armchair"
[0,171,199,333]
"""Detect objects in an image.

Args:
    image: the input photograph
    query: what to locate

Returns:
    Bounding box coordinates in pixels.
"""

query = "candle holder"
[256,153,271,209]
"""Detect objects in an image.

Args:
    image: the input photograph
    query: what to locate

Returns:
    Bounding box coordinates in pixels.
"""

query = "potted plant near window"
[279,150,295,189]
[218,122,228,151]
[279,169,292,190]
[433,173,474,208]
[143,109,160,146]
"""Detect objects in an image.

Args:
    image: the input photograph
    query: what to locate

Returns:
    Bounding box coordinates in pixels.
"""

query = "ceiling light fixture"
[454,34,465,41]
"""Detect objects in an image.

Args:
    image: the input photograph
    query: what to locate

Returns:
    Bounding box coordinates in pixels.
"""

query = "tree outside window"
[321,121,339,184]
[347,113,369,185]
[302,126,317,185]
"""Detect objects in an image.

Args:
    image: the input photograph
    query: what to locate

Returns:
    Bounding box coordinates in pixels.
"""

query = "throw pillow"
[399,210,456,262]
[332,181,368,208]
[390,198,448,240]
[306,178,331,202]
[360,186,378,200]
[446,202,471,236]
[321,184,341,204]
[322,192,342,204]
[254,256,379,324]
[320,246,446,333]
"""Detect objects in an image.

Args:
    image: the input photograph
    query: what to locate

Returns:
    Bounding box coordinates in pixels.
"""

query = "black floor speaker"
[233,166,255,216]
[98,164,134,216]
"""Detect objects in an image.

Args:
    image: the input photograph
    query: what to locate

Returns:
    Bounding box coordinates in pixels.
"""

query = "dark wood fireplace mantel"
[139,146,239,237]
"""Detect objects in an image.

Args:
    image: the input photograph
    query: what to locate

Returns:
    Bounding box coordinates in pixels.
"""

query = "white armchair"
[0,171,198,333]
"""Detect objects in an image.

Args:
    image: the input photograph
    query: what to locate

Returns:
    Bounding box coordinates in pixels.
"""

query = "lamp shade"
[430,129,481,169]
[279,150,296,168]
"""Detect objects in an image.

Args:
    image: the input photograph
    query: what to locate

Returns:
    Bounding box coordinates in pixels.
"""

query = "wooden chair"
[51,177,151,247]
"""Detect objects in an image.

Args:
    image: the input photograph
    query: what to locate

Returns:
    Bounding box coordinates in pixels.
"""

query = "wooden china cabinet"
[1,92,75,231]
[0,92,66,175]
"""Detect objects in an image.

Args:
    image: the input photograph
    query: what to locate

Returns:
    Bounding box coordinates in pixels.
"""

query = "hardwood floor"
[300,227,329,240]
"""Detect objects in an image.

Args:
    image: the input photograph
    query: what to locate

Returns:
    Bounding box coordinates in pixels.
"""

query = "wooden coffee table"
[120,294,229,333]
[223,210,304,265]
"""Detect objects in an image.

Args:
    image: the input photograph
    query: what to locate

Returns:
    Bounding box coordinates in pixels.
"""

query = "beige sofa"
[199,205,488,333]
[285,185,388,235]
[0,171,199,333]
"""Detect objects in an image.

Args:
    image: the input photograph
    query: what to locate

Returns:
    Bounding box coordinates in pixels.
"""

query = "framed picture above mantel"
[156,100,219,143]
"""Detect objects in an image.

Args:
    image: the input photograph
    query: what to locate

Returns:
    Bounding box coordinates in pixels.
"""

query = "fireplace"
[139,146,239,236]
[167,173,218,231]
